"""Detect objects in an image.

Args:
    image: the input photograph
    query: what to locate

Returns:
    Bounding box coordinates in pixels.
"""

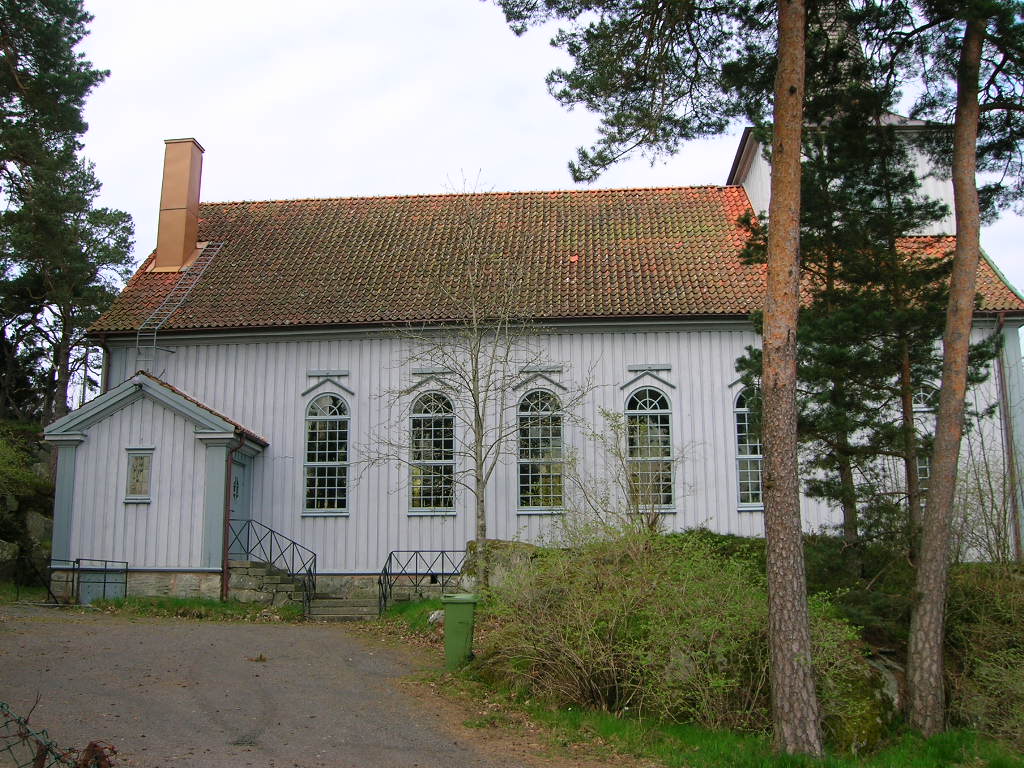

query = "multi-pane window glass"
[125,450,153,501]
[518,391,563,509]
[916,454,931,493]
[625,388,673,507]
[410,392,455,511]
[304,394,349,512]
[735,387,764,507]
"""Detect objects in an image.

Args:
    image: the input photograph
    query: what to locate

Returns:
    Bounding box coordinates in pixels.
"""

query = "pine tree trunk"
[836,448,861,573]
[762,0,823,755]
[52,331,72,422]
[899,340,922,561]
[907,17,984,737]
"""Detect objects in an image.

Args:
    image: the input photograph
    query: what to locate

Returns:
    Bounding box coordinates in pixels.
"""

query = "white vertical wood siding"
[102,322,1002,573]
[71,396,208,568]
[739,137,955,235]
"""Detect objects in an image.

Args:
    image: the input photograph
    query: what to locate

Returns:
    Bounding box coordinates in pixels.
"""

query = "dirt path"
[0,605,596,768]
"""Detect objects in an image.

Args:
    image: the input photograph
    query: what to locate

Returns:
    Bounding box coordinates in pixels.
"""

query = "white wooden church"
[44,133,1024,601]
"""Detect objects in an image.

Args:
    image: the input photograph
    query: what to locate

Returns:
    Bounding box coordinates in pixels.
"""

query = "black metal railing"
[47,558,128,605]
[227,519,317,610]
[378,550,466,614]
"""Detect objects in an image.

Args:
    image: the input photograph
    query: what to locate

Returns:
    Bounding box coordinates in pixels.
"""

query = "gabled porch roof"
[44,371,268,448]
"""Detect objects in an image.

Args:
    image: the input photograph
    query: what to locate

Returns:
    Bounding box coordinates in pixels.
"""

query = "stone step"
[311,614,380,626]
[262,574,297,584]
[309,597,377,608]
[311,606,380,618]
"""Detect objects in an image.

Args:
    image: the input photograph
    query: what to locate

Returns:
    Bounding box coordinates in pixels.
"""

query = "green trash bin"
[441,593,478,670]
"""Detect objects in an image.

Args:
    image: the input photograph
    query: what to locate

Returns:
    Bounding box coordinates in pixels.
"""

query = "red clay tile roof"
[91,187,1024,335]
[897,235,1024,312]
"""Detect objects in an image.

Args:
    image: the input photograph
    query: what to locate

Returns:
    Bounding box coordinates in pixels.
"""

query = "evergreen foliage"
[495,0,774,180]
[733,6,1001,563]
[0,0,106,198]
[0,0,133,424]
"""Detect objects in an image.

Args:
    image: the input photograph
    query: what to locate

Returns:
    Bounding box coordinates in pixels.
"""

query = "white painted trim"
[300,377,355,397]
[99,317,762,347]
[513,372,567,392]
[619,371,676,391]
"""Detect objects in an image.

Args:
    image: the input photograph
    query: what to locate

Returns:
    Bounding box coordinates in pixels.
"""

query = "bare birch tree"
[372,189,585,589]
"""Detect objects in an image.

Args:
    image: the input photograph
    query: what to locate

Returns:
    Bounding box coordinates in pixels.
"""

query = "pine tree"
[2,153,133,422]
[0,0,132,424]
[494,1,824,754]
[0,0,106,198]
[886,0,1024,736]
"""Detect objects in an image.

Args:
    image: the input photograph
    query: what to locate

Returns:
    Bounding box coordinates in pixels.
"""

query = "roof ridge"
[199,184,747,207]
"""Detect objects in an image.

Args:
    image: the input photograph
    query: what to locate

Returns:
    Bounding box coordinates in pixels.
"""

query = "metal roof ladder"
[136,241,225,361]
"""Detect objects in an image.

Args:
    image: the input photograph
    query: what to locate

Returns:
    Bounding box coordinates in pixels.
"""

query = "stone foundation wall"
[49,569,221,602]
[313,574,379,598]
[49,568,465,604]
[129,571,221,599]
[313,573,466,600]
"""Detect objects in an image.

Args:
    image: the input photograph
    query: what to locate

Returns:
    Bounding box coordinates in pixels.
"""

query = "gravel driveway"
[0,605,521,768]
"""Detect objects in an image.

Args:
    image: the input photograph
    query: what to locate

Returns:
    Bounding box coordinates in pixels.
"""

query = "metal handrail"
[227,519,317,610]
[378,549,466,614]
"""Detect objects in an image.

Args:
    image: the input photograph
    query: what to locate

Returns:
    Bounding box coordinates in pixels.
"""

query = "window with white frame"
[734,387,763,507]
[911,386,936,497]
[916,453,931,493]
[304,393,349,512]
[518,390,563,510]
[410,392,455,512]
[625,387,673,507]
[912,385,939,412]
[125,449,154,502]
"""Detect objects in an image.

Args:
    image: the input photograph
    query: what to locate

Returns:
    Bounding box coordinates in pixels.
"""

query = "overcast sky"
[78,0,1023,294]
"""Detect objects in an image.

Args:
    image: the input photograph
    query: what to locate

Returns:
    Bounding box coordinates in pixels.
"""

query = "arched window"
[912,385,939,412]
[625,387,673,507]
[734,387,763,508]
[410,392,455,512]
[518,390,563,509]
[304,394,349,512]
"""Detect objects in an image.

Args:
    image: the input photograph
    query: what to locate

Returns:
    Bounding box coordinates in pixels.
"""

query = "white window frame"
[124,448,155,503]
[734,387,764,510]
[409,392,456,515]
[517,390,564,513]
[303,393,350,516]
[625,386,674,510]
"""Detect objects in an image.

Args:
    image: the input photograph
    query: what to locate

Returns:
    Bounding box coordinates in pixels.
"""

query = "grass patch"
[0,580,48,603]
[444,671,1024,768]
[383,598,443,635]
[92,595,305,622]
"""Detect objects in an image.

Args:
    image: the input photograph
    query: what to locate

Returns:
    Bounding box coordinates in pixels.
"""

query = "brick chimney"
[151,138,204,272]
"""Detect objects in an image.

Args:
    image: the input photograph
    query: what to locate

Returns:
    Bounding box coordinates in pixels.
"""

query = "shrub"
[947,564,1024,749]
[478,529,886,750]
